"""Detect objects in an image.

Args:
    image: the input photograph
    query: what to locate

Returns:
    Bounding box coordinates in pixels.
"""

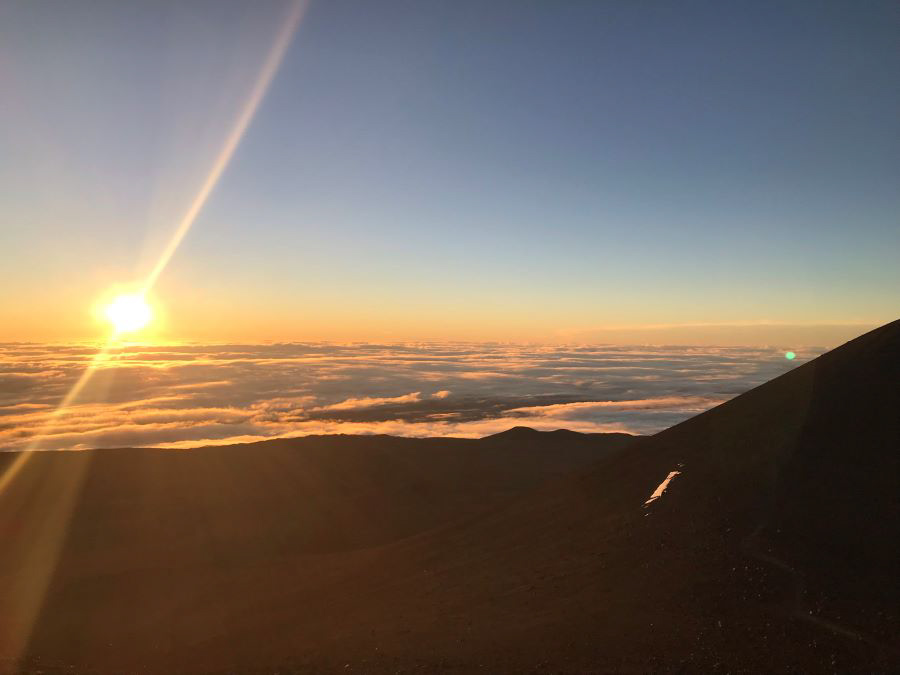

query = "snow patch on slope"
[644,469,682,507]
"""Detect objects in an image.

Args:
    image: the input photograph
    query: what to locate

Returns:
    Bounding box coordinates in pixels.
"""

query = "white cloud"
[313,392,422,411]
[0,341,818,451]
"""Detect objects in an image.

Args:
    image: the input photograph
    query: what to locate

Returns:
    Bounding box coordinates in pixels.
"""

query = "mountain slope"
[167,319,897,672]
[3,321,899,673]
[274,318,896,673]
[0,429,633,671]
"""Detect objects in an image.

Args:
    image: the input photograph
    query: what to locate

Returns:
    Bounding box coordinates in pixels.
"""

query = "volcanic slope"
[177,319,894,674]
[0,429,632,671]
[5,320,900,673]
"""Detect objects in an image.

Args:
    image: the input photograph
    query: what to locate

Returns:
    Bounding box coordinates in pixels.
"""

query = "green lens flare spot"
[785,351,796,360]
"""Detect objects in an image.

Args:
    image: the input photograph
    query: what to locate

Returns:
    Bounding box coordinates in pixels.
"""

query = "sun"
[104,293,154,334]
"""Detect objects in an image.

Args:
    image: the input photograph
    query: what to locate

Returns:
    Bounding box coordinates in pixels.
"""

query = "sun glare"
[104,293,153,334]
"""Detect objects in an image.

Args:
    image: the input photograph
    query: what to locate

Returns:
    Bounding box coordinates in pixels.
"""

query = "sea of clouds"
[0,342,819,451]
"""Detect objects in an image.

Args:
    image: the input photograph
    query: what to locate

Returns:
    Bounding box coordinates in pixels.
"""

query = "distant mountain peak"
[487,426,542,439]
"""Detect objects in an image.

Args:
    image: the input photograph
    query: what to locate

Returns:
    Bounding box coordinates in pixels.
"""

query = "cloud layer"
[0,341,820,451]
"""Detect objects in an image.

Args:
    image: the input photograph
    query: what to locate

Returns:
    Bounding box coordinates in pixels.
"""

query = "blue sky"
[1,0,897,342]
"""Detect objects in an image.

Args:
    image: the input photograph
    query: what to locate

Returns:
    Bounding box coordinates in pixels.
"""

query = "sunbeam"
[0,1,308,663]
[142,0,308,293]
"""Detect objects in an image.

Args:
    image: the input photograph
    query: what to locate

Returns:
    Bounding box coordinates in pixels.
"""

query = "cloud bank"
[0,341,820,451]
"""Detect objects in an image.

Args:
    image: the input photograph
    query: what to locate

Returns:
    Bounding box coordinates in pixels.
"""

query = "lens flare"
[785,351,796,360]
[0,3,309,663]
